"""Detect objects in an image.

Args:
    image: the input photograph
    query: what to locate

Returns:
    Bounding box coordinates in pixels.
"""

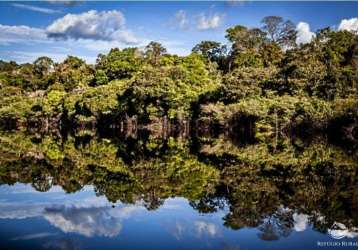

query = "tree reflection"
[257,208,293,241]
[0,130,358,240]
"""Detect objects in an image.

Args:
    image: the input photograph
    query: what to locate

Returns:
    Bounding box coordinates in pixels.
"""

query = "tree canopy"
[0,16,357,132]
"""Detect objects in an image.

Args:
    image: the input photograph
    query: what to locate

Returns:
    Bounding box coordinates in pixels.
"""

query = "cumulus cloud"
[296,22,315,45]
[174,10,189,29]
[197,13,223,30]
[12,3,62,14]
[338,18,358,33]
[46,10,138,44]
[0,10,139,45]
[0,24,46,44]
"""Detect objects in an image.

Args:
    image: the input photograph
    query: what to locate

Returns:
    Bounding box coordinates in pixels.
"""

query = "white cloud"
[174,10,189,30]
[12,3,62,14]
[159,40,189,56]
[111,30,139,44]
[296,22,315,45]
[172,222,185,240]
[197,13,223,30]
[0,203,44,219]
[293,213,309,232]
[43,205,143,237]
[194,220,219,237]
[0,196,142,238]
[43,206,123,237]
[0,10,188,63]
[338,18,358,33]
[46,10,138,44]
[0,24,46,44]
[7,50,96,64]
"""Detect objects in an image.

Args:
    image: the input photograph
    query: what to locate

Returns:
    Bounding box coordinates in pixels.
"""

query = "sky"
[0,1,357,64]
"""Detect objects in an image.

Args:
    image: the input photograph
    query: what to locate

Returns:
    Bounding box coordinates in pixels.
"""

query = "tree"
[192,41,228,70]
[0,61,18,88]
[220,67,277,103]
[118,53,220,120]
[259,42,284,67]
[53,56,94,91]
[94,48,143,85]
[0,60,18,72]
[33,57,54,77]
[145,41,167,66]
[261,16,297,48]
[225,25,267,69]
[226,25,267,52]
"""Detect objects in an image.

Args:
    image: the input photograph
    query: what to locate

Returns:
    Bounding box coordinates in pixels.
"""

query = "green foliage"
[219,67,277,103]
[119,53,220,120]
[192,41,228,70]
[64,80,129,118]
[145,41,167,66]
[94,48,144,85]
[0,15,357,130]
[199,96,337,140]
[52,56,94,91]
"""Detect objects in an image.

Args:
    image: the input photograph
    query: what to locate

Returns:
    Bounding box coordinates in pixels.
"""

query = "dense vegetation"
[0,16,357,143]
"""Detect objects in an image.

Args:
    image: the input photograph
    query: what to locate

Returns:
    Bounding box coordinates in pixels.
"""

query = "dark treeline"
[0,16,358,142]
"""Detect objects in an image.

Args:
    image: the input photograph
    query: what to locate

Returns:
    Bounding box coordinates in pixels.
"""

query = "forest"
[1,15,358,241]
[0,16,358,143]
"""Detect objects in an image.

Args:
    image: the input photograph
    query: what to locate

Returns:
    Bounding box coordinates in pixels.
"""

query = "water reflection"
[0,184,142,238]
[43,205,136,237]
[0,130,358,249]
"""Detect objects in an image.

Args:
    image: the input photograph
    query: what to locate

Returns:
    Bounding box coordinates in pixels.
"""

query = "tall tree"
[94,48,143,85]
[225,25,267,68]
[261,16,297,48]
[192,41,228,70]
[33,57,54,77]
[145,41,167,65]
[54,56,94,91]
[226,25,267,52]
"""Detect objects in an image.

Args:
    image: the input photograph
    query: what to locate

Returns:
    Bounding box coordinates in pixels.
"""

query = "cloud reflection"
[43,206,122,237]
[194,220,219,237]
[11,232,57,241]
[43,205,142,237]
[0,184,144,238]
[293,213,309,232]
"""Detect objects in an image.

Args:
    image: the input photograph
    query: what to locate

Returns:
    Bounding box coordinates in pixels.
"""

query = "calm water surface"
[0,131,357,250]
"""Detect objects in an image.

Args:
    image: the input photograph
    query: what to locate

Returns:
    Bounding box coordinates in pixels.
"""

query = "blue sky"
[0,1,357,64]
